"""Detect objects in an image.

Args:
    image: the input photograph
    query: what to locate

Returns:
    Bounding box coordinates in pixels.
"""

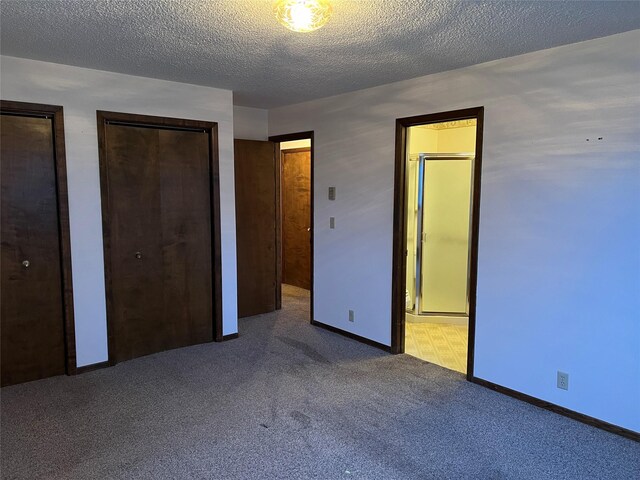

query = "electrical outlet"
[330,217,335,229]
[328,186,336,200]
[557,371,569,390]
[348,310,354,322]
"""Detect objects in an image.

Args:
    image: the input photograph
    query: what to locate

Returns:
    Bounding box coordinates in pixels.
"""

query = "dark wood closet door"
[105,124,163,362]
[234,139,277,318]
[104,123,213,363]
[282,149,311,290]
[158,129,213,345]
[1,114,66,386]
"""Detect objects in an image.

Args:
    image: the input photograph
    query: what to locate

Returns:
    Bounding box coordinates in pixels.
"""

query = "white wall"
[281,139,311,150]
[268,31,640,432]
[233,105,268,140]
[1,56,239,367]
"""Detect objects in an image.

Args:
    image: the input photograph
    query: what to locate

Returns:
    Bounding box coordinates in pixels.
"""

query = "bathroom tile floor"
[404,322,468,374]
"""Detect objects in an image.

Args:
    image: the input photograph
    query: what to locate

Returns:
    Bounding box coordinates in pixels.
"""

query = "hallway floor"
[1,285,638,479]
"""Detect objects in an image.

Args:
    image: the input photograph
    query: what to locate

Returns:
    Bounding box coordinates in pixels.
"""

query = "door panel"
[421,159,473,314]
[103,122,213,363]
[1,114,66,386]
[159,129,212,344]
[234,139,277,318]
[106,124,164,362]
[282,149,311,290]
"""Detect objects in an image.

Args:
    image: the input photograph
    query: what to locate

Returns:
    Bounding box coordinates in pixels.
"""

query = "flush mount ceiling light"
[274,0,332,33]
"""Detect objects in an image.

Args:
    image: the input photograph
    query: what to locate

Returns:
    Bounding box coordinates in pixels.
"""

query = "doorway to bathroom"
[391,108,483,377]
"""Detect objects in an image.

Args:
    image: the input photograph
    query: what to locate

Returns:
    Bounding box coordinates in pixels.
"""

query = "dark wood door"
[282,148,311,290]
[234,139,277,318]
[103,122,213,363]
[1,113,66,386]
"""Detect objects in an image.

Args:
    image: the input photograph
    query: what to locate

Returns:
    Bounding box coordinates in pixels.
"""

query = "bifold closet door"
[103,122,213,363]
[234,139,277,318]
[1,113,66,386]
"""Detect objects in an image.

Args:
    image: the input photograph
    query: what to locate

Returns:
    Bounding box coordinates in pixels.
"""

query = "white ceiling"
[1,1,639,108]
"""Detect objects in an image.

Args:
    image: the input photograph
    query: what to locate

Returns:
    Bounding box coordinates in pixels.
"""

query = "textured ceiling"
[1,1,639,108]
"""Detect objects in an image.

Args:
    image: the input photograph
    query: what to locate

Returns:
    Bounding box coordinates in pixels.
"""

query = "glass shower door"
[420,157,473,314]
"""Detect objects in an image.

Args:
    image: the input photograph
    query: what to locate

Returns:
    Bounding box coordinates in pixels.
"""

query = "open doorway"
[391,108,483,377]
[269,132,314,323]
[280,141,311,290]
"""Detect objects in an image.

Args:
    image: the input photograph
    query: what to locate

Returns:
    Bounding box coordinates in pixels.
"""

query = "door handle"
[22,260,30,268]
[135,252,142,259]
[307,227,311,232]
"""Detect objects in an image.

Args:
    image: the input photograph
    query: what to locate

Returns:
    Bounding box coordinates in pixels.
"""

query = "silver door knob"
[135,252,142,259]
[22,260,30,268]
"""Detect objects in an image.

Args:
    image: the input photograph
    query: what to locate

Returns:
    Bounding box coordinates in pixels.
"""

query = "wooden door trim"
[469,376,640,441]
[391,107,484,381]
[268,131,314,323]
[391,108,638,441]
[97,110,224,365]
[274,141,282,310]
[1,100,77,375]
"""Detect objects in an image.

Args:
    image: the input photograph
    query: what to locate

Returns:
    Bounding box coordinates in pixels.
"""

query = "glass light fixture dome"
[274,0,332,33]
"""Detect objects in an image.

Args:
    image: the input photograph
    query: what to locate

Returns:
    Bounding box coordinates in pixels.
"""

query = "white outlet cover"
[557,371,569,390]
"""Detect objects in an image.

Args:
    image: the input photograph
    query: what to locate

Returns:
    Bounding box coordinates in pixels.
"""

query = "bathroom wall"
[409,123,476,154]
[437,125,476,153]
[408,126,438,155]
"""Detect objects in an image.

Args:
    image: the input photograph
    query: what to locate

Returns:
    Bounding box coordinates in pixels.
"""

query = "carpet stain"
[276,336,330,364]
[290,410,311,429]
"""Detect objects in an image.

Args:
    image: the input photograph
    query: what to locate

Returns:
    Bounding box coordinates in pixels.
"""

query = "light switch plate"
[329,217,335,229]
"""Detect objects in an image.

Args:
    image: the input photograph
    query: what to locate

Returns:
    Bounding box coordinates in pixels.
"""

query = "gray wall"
[268,31,640,432]
[233,105,268,140]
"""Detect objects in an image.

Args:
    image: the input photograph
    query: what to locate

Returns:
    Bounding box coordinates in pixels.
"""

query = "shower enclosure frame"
[391,107,484,380]
[407,152,476,317]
